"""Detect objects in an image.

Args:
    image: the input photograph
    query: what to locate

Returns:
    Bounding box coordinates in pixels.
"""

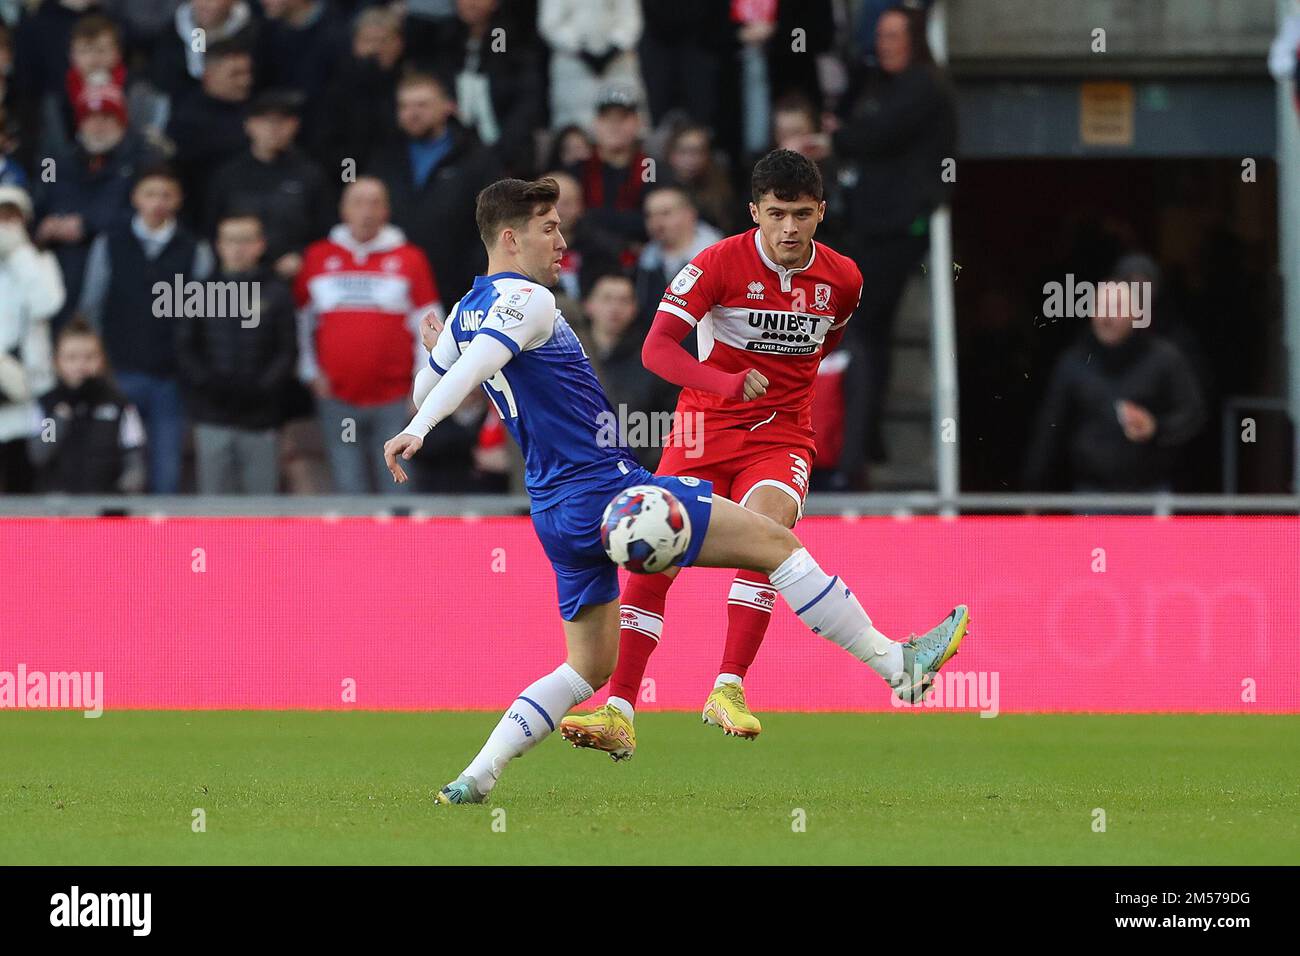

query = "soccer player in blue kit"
[383,177,969,805]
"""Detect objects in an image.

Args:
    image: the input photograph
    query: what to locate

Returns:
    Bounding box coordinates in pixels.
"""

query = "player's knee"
[754,513,800,568]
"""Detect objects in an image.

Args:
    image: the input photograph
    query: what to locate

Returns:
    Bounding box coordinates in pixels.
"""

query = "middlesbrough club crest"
[814,283,833,311]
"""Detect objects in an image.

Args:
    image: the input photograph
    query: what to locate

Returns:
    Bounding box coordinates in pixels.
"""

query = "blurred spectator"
[34,82,157,325]
[419,0,545,177]
[772,93,849,247]
[802,2,956,482]
[178,212,296,493]
[30,317,146,493]
[634,185,721,323]
[149,0,257,100]
[366,70,501,300]
[638,0,731,130]
[204,89,329,281]
[545,167,619,312]
[664,122,738,234]
[13,0,102,112]
[165,38,253,222]
[295,177,441,494]
[0,184,62,492]
[543,123,592,172]
[99,0,179,54]
[39,13,127,157]
[255,0,346,115]
[539,0,645,129]
[312,5,405,173]
[79,164,213,493]
[568,86,647,264]
[581,272,677,469]
[1023,281,1206,493]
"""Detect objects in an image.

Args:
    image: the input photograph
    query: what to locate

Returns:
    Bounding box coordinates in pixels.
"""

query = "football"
[600,485,692,574]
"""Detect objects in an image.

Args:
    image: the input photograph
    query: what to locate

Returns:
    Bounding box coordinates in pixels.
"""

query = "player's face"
[750,193,824,268]
[513,205,566,286]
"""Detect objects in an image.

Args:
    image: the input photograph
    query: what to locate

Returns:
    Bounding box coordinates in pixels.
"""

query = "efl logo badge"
[671,264,703,295]
[814,283,833,311]
[504,286,534,309]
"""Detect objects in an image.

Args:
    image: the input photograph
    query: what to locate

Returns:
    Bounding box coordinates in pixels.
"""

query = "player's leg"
[695,494,969,699]
[704,456,805,740]
[436,598,620,804]
[603,565,679,720]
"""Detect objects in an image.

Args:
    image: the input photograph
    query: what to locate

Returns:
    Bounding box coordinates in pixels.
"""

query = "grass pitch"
[1,711,1296,865]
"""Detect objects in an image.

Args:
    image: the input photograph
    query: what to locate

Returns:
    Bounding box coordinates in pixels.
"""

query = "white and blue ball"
[601,484,691,574]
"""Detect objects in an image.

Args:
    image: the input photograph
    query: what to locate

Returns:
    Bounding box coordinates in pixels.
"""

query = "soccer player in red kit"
[561,149,863,755]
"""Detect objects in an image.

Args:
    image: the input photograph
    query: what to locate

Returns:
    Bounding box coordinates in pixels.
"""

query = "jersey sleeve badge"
[670,263,704,295]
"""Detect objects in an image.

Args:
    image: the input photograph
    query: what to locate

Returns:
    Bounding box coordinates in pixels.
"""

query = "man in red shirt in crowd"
[562,149,865,755]
[296,176,442,493]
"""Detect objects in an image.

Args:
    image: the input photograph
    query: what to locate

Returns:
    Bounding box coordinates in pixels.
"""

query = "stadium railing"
[3,493,1298,516]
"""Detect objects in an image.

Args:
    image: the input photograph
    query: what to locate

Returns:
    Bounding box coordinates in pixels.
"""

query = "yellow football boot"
[702,682,761,740]
[559,703,637,761]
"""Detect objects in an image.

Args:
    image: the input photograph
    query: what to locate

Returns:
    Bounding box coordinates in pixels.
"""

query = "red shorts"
[657,425,814,518]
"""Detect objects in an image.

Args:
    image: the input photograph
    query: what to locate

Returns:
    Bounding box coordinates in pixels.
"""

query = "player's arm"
[384,289,555,482]
[644,259,767,401]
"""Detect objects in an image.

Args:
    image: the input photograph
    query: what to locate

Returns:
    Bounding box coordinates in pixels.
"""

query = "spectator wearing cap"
[567,86,648,265]
[33,81,159,325]
[79,164,213,493]
[580,272,677,470]
[29,317,146,494]
[538,0,646,130]
[254,0,346,123]
[177,211,296,494]
[204,89,329,281]
[12,1,103,120]
[0,184,63,492]
[311,5,404,173]
[365,70,501,301]
[33,12,128,158]
[419,0,545,177]
[634,185,721,325]
[149,0,257,100]
[165,38,254,224]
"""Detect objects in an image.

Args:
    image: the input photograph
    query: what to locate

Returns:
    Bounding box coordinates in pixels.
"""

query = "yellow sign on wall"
[1079,82,1135,147]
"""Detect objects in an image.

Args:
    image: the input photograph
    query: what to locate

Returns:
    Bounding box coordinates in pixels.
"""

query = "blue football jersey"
[430,271,637,512]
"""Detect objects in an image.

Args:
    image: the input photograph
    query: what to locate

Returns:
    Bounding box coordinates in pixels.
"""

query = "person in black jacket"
[78,163,213,493]
[177,211,296,494]
[30,317,146,493]
[1023,280,1206,493]
[364,70,502,302]
[203,89,329,281]
[799,3,956,482]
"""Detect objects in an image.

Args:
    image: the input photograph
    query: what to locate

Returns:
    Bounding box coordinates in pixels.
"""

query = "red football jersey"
[656,228,862,439]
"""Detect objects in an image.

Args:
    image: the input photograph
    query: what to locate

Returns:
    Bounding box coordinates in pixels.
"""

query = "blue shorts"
[531,464,714,620]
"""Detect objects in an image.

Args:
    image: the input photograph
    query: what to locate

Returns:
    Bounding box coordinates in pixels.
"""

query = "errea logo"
[746,281,765,300]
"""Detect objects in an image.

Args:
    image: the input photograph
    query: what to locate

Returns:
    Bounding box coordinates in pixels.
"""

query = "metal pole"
[928,1,960,513]
[1279,0,1300,493]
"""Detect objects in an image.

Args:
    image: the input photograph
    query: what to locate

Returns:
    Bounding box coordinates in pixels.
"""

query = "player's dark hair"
[476,177,561,247]
[751,148,823,204]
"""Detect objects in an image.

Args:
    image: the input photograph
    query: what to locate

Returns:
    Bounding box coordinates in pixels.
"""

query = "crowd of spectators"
[0,0,1208,499]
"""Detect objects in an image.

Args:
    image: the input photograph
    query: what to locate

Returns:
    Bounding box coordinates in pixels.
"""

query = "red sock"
[607,572,676,705]
[720,570,776,679]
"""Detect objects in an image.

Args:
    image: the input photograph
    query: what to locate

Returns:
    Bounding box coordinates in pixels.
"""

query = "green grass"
[1,712,1296,865]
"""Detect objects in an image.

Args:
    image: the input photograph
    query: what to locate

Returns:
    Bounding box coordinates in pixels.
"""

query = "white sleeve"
[477,285,556,354]
[428,317,461,375]
[401,333,514,439]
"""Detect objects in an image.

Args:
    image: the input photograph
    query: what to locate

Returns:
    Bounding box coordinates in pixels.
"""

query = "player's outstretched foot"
[559,704,636,761]
[702,682,762,740]
[892,604,970,704]
[434,774,487,806]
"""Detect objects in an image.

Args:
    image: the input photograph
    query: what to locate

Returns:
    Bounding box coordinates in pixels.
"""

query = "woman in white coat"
[0,185,65,492]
